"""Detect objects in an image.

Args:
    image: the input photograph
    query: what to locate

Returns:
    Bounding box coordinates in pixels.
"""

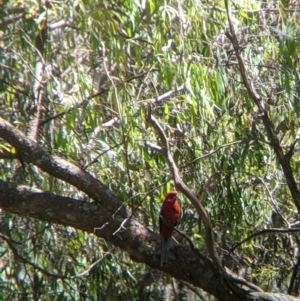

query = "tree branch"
[0,117,126,216]
[0,181,240,301]
[183,140,244,168]
[38,88,109,127]
[144,108,284,298]
[139,84,185,105]
[288,250,300,295]
[146,107,222,269]
[73,248,115,278]
[224,0,300,213]
[0,232,67,279]
[25,19,47,141]
[230,227,300,253]
[0,154,298,300]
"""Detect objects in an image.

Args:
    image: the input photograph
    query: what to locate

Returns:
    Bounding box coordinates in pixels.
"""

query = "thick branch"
[1,182,299,301]
[0,181,235,301]
[0,117,126,216]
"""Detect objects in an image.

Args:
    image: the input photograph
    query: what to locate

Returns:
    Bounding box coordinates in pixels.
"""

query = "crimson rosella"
[159,190,180,265]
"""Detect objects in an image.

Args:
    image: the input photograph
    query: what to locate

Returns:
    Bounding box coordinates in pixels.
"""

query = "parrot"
[159,190,180,265]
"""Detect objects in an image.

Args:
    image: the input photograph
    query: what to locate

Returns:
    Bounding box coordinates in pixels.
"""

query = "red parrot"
[159,190,180,265]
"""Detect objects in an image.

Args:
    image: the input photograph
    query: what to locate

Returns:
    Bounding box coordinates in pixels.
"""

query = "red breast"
[161,197,180,223]
[160,191,180,239]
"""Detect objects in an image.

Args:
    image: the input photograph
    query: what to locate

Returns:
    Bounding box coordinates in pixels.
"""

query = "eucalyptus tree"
[1,0,300,300]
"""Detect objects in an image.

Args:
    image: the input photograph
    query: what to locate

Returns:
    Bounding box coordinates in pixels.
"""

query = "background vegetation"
[1,0,300,300]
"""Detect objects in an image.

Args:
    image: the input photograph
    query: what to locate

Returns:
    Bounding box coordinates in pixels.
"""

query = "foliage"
[1,0,300,299]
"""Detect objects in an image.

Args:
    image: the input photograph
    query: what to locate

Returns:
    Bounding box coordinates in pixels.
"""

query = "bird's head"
[166,190,178,201]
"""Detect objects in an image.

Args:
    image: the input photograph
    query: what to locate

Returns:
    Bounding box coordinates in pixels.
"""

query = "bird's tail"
[160,236,171,266]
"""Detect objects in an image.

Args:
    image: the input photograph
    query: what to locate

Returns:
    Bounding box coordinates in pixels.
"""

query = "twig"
[243,171,288,226]
[145,142,163,152]
[139,85,185,105]
[221,270,263,292]
[230,227,300,253]
[182,140,243,168]
[112,217,131,236]
[39,68,157,128]
[81,117,121,168]
[26,22,47,141]
[39,88,109,126]
[73,248,115,278]
[204,6,299,14]
[0,79,30,97]
[285,137,300,162]
[94,180,170,234]
[160,215,196,251]
[224,1,262,109]
[0,12,24,29]
[48,20,75,30]
[125,70,158,82]
[83,143,122,169]
[0,233,67,279]
[182,282,207,301]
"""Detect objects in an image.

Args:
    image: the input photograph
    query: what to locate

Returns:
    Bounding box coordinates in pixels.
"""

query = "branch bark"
[0,181,234,300]
[0,177,299,300]
[0,117,126,216]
